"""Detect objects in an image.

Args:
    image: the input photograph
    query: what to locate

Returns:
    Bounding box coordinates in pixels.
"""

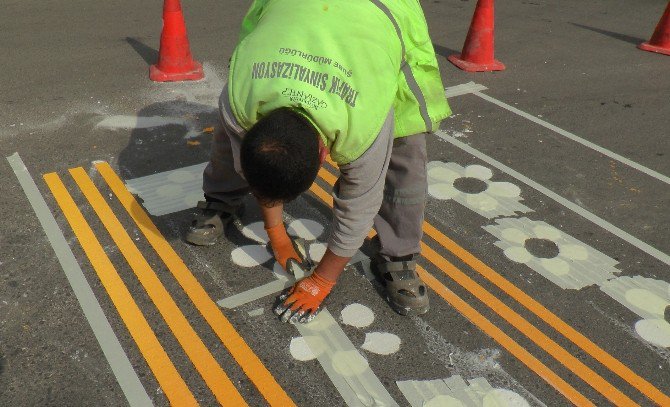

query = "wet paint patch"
[484,217,620,290]
[601,276,670,347]
[397,375,531,407]
[296,309,399,406]
[427,161,532,219]
[125,162,207,216]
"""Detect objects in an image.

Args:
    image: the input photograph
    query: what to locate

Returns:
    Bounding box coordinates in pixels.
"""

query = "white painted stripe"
[471,90,670,185]
[296,309,399,407]
[397,376,531,407]
[97,115,190,129]
[125,162,207,216]
[217,279,293,309]
[435,131,670,267]
[444,81,488,98]
[6,153,152,407]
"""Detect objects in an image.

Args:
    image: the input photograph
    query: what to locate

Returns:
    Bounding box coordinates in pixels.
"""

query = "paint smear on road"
[296,309,399,406]
[288,219,324,240]
[601,276,670,347]
[341,303,375,328]
[484,217,620,290]
[125,162,207,216]
[248,308,265,317]
[289,337,318,361]
[97,115,190,129]
[231,245,273,267]
[634,319,670,348]
[397,375,530,407]
[361,332,401,355]
[427,161,532,219]
[240,221,269,244]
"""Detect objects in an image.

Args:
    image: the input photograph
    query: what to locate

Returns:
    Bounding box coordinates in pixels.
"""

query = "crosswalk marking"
[44,172,198,406]
[69,167,248,406]
[95,162,297,407]
[423,221,670,406]
[317,160,670,406]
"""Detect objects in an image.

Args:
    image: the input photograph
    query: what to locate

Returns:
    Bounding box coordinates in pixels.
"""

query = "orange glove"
[265,223,303,270]
[274,271,336,323]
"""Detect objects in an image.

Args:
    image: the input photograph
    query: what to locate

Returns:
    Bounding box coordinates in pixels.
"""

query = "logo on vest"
[282,88,328,110]
[251,55,360,108]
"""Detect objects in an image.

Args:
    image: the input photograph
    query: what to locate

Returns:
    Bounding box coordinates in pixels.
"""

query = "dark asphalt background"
[1,0,668,405]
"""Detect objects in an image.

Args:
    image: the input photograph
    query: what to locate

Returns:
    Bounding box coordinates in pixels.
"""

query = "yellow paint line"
[422,223,670,406]
[69,168,247,406]
[306,178,593,405]
[314,169,641,406]
[416,266,595,406]
[43,173,198,407]
[420,242,637,406]
[95,162,296,407]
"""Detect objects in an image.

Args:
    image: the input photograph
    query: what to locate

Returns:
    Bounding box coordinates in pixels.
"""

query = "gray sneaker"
[371,252,429,316]
[185,200,243,246]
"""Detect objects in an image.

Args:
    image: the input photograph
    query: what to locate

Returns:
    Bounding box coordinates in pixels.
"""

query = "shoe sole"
[387,296,430,316]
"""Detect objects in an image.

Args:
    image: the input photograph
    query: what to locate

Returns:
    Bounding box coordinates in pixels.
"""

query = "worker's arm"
[327,110,394,259]
[275,111,394,323]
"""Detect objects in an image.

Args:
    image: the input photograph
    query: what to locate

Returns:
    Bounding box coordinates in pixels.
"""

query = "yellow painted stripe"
[420,242,638,406]
[416,266,595,406]
[325,158,668,405]
[95,162,296,407]
[43,173,198,407]
[422,223,670,407]
[306,178,593,405]
[319,169,656,405]
[69,168,247,406]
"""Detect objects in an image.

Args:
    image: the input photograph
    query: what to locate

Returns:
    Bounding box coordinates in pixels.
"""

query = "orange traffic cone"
[638,1,670,56]
[150,0,204,82]
[448,0,505,72]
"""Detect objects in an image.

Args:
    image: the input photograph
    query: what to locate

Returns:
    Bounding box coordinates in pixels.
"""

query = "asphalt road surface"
[1,0,669,405]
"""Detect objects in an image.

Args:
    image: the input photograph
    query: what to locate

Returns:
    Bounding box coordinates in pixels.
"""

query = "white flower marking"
[231,219,325,278]
[290,303,401,362]
[427,161,532,219]
[601,276,670,348]
[484,218,620,290]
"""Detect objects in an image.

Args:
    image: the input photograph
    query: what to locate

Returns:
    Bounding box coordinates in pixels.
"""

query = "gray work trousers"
[374,133,427,259]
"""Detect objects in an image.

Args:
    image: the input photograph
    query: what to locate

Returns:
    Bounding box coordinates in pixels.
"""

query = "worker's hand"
[265,223,304,270]
[274,271,336,323]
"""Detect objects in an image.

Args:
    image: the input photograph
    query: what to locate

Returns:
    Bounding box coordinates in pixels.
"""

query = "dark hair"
[240,108,321,205]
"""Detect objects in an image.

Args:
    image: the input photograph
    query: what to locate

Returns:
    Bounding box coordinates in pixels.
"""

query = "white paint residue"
[483,389,531,407]
[340,303,374,328]
[97,115,190,129]
[183,192,202,207]
[156,184,183,198]
[427,161,531,219]
[231,245,272,267]
[288,219,324,240]
[361,332,401,355]
[635,319,670,348]
[485,217,620,290]
[241,222,269,244]
[290,337,317,361]
[167,170,196,183]
[331,350,369,376]
[625,289,670,316]
[424,395,464,407]
[272,262,291,281]
[309,242,328,262]
[248,308,264,317]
